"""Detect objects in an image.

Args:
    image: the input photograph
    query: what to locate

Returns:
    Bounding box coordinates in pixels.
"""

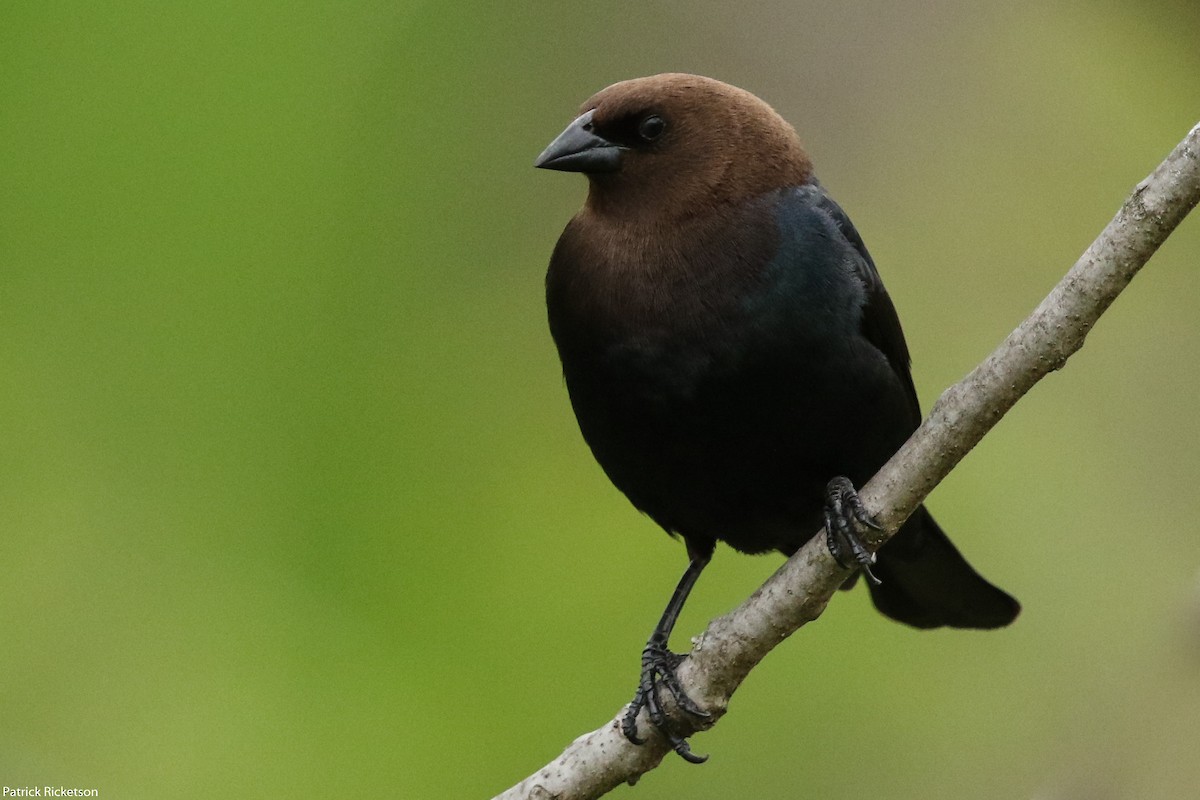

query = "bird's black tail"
[866,506,1019,629]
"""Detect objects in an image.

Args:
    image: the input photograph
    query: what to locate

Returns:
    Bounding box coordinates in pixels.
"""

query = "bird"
[534,73,1019,762]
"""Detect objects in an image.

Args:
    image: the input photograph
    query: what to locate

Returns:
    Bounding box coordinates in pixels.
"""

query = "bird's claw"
[824,476,882,586]
[620,636,710,763]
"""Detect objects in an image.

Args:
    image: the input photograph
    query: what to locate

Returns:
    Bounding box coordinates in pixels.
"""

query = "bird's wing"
[807,185,922,422]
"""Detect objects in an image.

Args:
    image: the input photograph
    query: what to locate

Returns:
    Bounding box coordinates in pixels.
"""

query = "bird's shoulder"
[767,182,921,417]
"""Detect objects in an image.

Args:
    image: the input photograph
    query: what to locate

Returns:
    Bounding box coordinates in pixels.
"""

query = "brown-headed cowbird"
[535,73,1019,762]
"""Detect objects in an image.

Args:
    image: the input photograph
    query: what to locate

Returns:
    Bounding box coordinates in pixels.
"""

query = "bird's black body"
[549,184,906,556]
[537,73,1018,759]
[548,180,1015,627]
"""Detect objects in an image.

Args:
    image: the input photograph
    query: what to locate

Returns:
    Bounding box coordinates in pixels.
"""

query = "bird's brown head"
[535,73,813,222]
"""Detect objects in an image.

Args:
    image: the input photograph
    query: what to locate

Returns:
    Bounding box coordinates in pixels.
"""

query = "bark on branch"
[493,123,1200,800]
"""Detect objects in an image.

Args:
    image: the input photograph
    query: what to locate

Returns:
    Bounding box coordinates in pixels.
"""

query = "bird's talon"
[621,639,709,761]
[621,718,646,745]
[824,476,883,584]
[622,691,648,743]
[674,738,709,764]
[860,515,884,531]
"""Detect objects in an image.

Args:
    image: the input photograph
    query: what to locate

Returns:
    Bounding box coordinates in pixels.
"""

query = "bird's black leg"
[824,476,883,586]
[621,550,712,763]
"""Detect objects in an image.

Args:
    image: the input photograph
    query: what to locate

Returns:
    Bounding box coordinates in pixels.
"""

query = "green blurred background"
[2,2,1199,798]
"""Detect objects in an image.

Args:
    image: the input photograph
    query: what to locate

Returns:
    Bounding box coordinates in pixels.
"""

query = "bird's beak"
[534,109,626,173]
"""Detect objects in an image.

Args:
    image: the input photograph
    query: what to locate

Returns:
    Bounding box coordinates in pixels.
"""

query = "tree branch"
[493,123,1200,800]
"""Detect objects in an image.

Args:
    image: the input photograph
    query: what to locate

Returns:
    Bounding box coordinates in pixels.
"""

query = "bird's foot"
[824,476,883,586]
[620,635,711,763]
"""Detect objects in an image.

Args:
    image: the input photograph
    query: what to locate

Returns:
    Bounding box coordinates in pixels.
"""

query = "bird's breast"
[546,201,783,354]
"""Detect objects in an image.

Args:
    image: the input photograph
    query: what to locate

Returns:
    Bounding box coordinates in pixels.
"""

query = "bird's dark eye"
[637,115,666,142]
